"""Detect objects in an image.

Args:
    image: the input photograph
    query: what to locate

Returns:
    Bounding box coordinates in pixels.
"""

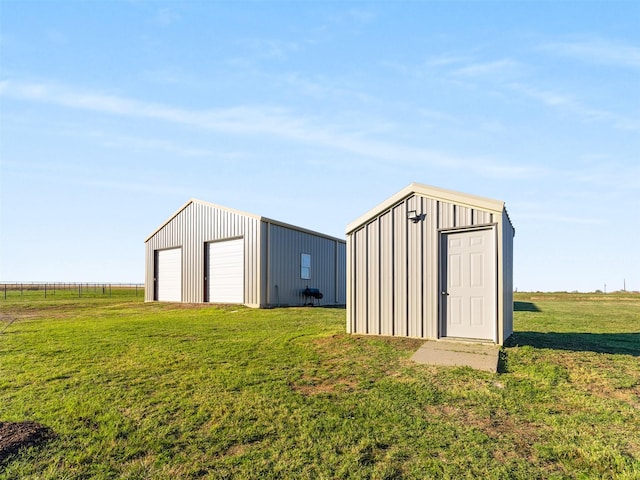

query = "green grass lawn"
[1,292,638,479]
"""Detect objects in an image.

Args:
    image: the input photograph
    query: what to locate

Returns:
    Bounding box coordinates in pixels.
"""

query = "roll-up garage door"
[208,238,244,304]
[156,247,182,302]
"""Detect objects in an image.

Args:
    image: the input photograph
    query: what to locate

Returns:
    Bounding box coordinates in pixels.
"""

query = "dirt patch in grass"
[428,405,542,462]
[0,421,55,463]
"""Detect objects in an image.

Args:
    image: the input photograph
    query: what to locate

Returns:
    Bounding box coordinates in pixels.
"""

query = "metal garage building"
[346,183,514,345]
[145,199,346,307]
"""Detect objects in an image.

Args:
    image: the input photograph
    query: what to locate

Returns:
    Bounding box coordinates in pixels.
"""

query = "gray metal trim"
[437,222,499,234]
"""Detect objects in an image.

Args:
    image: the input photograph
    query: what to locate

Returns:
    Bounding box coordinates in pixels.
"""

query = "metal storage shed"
[346,183,514,345]
[145,199,346,307]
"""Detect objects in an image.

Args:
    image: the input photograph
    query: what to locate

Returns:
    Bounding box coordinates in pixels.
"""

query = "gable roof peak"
[346,182,507,234]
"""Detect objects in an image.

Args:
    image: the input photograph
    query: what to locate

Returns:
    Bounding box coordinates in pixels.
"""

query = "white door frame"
[438,225,498,342]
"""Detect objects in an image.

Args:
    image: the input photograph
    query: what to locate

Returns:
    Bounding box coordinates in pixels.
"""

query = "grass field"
[1,291,638,479]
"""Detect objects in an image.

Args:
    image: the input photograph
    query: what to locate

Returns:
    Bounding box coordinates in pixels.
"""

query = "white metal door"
[156,248,182,302]
[208,238,244,304]
[441,228,496,341]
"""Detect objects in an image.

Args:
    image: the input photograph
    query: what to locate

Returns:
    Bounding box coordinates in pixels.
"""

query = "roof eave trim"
[145,198,345,244]
[262,217,346,244]
[144,199,196,243]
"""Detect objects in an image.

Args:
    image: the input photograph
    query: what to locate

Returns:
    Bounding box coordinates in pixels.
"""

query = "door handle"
[441,291,449,296]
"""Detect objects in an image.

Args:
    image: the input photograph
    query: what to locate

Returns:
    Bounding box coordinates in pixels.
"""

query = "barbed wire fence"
[1,282,145,300]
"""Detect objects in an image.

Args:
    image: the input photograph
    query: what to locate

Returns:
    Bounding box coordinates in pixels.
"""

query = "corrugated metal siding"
[502,210,515,340]
[425,197,439,338]
[380,211,393,336]
[354,227,367,333]
[144,201,261,305]
[406,195,422,337]
[266,223,346,306]
[393,203,407,336]
[367,219,380,334]
[335,242,347,305]
[348,193,500,339]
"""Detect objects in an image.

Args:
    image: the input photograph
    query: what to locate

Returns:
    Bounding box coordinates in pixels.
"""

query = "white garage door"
[208,238,244,304]
[156,248,182,302]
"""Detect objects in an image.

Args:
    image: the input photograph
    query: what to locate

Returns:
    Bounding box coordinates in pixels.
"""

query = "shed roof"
[145,198,345,244]
[346,183,512,234]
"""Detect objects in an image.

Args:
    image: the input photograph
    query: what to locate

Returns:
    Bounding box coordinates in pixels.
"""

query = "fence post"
[109,284,112,297]
[78,284,81,297]
[44,283,47,299]
[3,284,6,300]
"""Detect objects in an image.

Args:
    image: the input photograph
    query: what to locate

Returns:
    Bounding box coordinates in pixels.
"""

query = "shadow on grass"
[507,331,640,356]
[514,301,541,312]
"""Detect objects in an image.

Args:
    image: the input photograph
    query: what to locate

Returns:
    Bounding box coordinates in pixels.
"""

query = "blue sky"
[1,1,638,292]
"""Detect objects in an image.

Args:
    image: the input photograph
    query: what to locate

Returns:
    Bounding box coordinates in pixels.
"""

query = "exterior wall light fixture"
[407,210,426,223]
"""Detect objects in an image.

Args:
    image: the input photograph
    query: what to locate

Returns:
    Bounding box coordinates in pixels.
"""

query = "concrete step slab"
[411,341,500,372]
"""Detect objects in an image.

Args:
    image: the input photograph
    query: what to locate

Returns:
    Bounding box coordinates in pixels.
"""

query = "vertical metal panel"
[354,227,367,333]
[424,197,438,338]
[355,228,371,333]
[366,219,380,334]
[406,195,423,337]
[392,203,407,336]
[502,210,515,340]
[346,235,353,333]
[473,209,492,224]
[144,245,154,302]
[266,223,346,307]
[261,221,269,307]
[379,211,394,336]
[456,206,473,227]
[439,202,455,229]
[144,201,261,305]
[336,242,347,305]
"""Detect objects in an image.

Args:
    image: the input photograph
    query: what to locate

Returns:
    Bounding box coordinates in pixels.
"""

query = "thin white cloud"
[86,131,220,158]
[240,38,301,60]
[0,79,542,180]
[540,37,640,69]
[81,178,196,196]
[425,53,473,68]
[453,59,525,78]
[509,82,640,133]
[509,83,573,107]
[2,155,199,197]
[250,69,374,104]
[326,7,378,33]
[571,165,640,191]
[151,7,181,27]
[140,67,206,88]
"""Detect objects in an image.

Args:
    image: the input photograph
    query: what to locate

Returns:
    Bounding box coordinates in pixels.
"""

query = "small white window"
[301,253,311,280]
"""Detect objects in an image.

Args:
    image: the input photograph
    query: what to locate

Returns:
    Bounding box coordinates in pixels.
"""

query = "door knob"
[441,291,449,295]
